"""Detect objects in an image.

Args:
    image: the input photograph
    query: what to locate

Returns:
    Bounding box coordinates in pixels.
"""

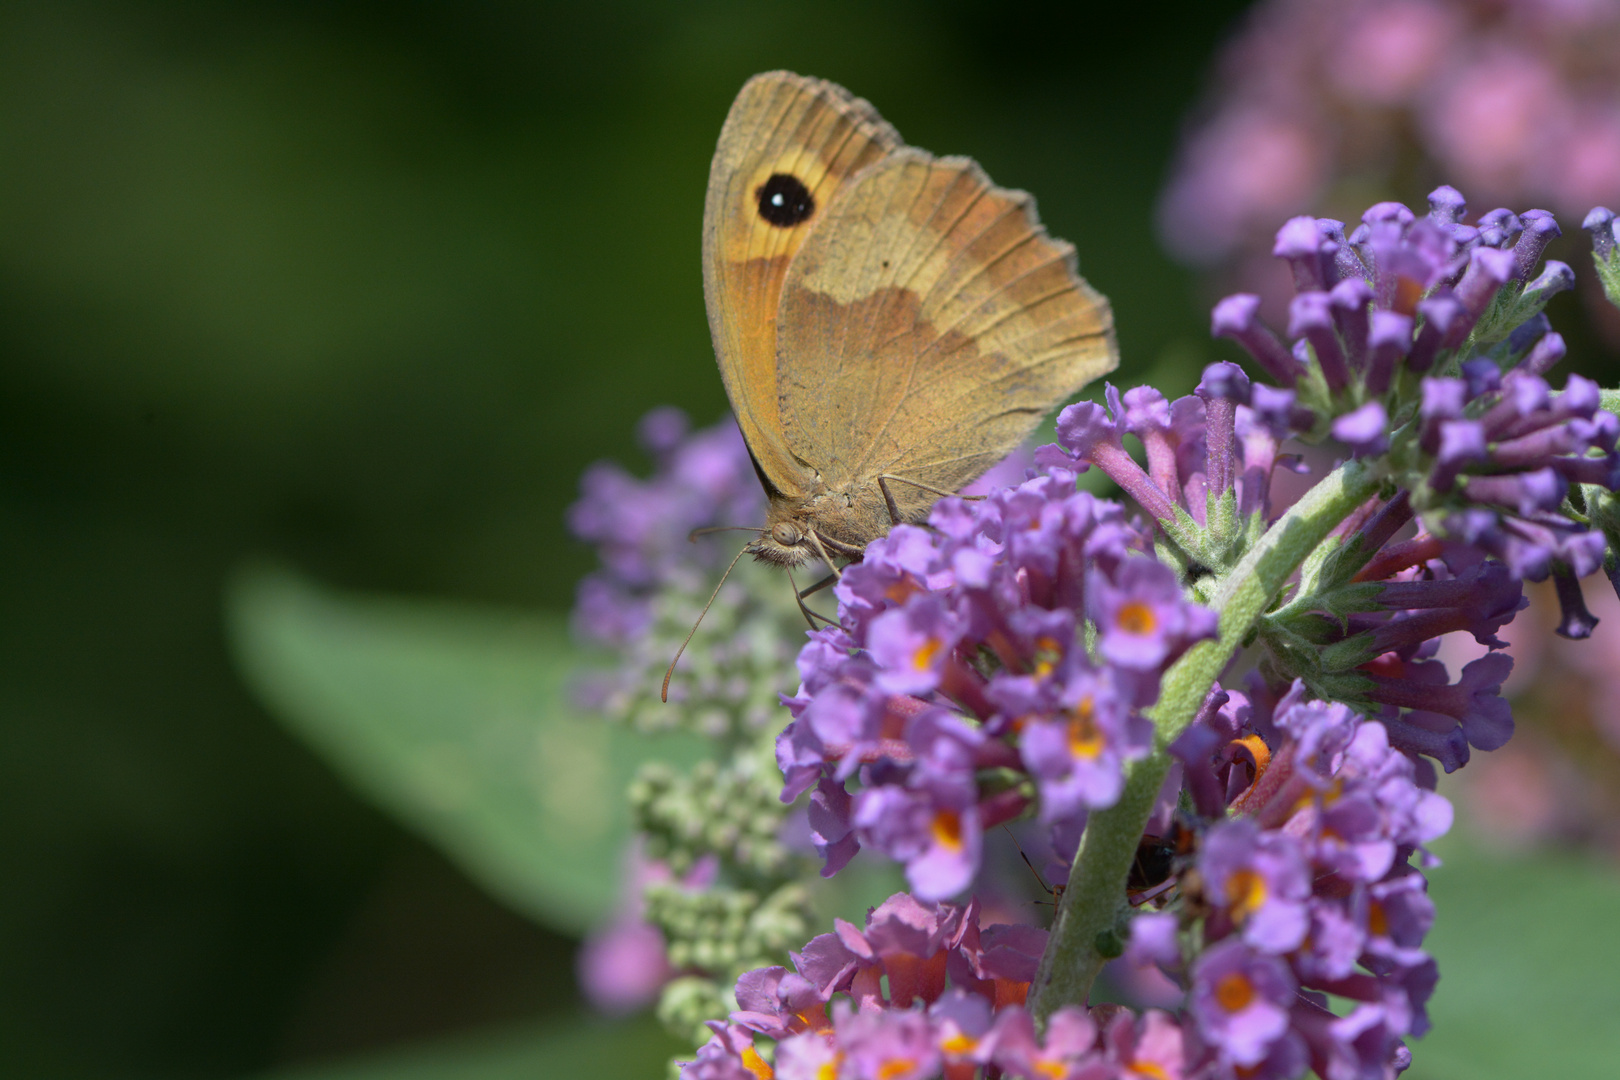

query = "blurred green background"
[4,3,1618,1079]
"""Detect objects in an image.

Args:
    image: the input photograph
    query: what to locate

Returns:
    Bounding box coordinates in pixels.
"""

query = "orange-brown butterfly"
[664,72,1119,699]
[705,71,1118,568]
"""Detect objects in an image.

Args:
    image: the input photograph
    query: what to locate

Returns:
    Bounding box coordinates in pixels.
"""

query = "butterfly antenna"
[687,525,767,541]
[662,541,751,703]
[1000,825,1054,897]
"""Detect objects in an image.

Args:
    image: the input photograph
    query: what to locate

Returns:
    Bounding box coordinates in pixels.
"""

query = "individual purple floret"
[1585,206,1617,262]
[1017,664,1143,824]
[1212,293,1304,386]
[1093,557,1219,670]
[1189,939,1296,1067]
[1199,819,1312,953]
[1331,401,1389,456]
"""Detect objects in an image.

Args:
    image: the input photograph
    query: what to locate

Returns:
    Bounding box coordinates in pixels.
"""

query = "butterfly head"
[745,519,818,568]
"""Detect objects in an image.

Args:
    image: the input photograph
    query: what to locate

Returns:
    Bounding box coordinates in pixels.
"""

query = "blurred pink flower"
[1558,105,1620,212]
[1454,740,1565,848]
[1160,0,1620,320]
[575,843,679,1015]
[1160,110,1327,263]
[1422,46,1569,200]
[577,916,672,1015]
[1328,0,1461,106]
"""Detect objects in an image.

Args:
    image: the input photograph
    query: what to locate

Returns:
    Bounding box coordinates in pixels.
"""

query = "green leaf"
[250,1014,682,1080]
[1412,839,1620,1077]
[226,565,708,935]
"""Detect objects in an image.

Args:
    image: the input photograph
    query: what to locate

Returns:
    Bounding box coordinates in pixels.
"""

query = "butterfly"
[704,71,1119,571]
[662,72,1120,700]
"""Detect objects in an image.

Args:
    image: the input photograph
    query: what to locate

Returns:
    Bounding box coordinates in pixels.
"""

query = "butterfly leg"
[786,567,838,629]
[806,530,845,580]
[797,571,837,599]
[877,474,988,520]
[877,475,905,528]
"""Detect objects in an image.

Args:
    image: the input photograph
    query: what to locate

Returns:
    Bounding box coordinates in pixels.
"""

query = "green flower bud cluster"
[604,559,806,743]
[631,756,790,879]
[646,880,811,973]
[655,974,733,1052]
[587,557,835,1044]
[646,881,812,1045]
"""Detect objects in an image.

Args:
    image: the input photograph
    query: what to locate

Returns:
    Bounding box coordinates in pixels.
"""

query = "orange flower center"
[1226,868,1268,922]
[884,580,920,604]
[1032,635,1062,676]
[1369,900,1389,938]
[742,1044,774,1080]
[1117,600,1157,635]
[1215,971,1256,1012]
[1393,274,1425,316]
[932,809,964,852]
[877,1058,917,1080]
[1067,697,1105,759]
[913,636,943,671]
[1129,1061,1172,1080]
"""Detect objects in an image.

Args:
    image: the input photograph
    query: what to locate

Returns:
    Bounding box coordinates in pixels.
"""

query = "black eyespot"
[755,173,815,227]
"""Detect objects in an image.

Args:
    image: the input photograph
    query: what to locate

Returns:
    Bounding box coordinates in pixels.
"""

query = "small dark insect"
[1128,818,1198,908]
[1127,834,1177,893]
[1003,820,1197,915]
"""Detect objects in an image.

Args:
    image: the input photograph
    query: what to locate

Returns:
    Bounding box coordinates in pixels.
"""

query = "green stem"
[1027,460,1380,1022]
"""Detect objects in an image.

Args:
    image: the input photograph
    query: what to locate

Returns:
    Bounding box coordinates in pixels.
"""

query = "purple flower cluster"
[1198,189,1620,600]
[682,892,1192,1080]
[1048,190,1620,630]
[689,685,1452,1080]
[1423,366,1617,582]
[1211,187,1573,409]
[1144,682,1453,1079]
[1320,529,1527,769]
[775,474,1216,900]
[1035,366,1302,551]
[568,407,764,647]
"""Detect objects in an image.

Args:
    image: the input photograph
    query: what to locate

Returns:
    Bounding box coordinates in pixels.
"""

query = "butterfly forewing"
[702,72,902,497]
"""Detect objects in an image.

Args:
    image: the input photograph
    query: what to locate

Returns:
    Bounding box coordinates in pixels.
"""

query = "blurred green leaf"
[1412,840,1620,1077]
[226,565,707,936]
[253,1014,680,1080]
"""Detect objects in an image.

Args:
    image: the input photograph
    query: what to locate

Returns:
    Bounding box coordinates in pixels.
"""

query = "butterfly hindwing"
[773,148,1118,525]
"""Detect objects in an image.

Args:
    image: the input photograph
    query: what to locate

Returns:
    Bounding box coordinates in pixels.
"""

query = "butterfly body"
[704,72,1118,569]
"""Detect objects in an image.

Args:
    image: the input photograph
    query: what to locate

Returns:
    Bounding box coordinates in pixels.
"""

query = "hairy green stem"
[1028,460,1380,1022]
